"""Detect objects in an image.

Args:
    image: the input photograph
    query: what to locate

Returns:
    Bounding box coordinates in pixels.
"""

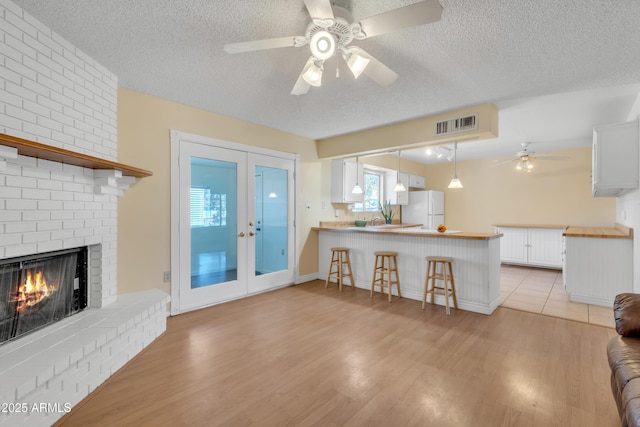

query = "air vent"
[435,114,478,135]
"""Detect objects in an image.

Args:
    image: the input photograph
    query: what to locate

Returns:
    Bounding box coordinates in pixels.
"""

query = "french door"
[171,132,296,314]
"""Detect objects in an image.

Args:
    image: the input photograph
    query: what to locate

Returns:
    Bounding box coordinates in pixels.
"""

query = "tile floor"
[500,264,615,328]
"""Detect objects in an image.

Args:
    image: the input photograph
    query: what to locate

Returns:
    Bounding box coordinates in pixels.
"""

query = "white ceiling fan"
[223,0,443,95]
[490,142,570,173]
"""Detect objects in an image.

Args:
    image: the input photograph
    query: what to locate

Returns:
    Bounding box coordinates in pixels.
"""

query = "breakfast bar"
[315,224,503,315]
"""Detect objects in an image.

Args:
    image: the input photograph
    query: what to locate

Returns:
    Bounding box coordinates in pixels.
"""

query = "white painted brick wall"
[0,3,171,426]
[0,290,170,427]
[0,0,118,158]
[0,0,119,306]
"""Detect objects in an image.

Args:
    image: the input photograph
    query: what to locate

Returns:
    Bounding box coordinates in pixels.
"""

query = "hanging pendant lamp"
[352,156,363,194]
[448,142,463,189]
[394,150,406,192]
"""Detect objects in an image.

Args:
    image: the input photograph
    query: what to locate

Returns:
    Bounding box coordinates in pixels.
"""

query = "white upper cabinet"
[592,120,639,197]
[331,159,364,203]
[385,171,409,205]
[409,174,426,189]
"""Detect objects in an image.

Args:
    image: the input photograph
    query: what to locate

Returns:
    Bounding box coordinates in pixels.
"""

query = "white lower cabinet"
[564,236,632,306]
[495,226,564,269]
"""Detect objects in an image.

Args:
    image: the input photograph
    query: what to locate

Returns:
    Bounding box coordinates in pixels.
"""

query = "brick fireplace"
[0,1,169,425]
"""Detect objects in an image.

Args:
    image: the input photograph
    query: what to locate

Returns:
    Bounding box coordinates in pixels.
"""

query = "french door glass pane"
[255,165,288,275]
[190,157,237,288]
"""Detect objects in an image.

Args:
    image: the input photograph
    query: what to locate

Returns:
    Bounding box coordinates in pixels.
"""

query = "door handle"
[249,221,254,226]
[238,232,245,237]
[249,231,255,237]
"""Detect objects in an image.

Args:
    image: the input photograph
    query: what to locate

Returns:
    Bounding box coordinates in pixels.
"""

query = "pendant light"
[352,156,363,194]
[448,142,463,189]
[394,150,406,192]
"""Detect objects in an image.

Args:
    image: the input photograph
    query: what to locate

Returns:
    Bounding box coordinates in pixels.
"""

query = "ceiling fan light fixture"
[309,31,336,60]
[346,51,370,79]
[302,61,324,86]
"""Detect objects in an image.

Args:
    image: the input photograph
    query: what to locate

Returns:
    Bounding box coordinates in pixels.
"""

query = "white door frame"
[170,130,299,315]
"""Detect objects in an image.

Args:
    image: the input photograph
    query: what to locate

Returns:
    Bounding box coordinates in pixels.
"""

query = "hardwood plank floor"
[54,280,619,426]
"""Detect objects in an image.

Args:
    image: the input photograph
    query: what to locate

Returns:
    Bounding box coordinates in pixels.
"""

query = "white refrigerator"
[402,190,445,230]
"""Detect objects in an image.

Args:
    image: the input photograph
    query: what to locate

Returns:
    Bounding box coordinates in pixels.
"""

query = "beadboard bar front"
[318,230,502,314]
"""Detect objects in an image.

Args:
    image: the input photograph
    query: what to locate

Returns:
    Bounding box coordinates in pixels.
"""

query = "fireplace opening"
[0,247,88,345]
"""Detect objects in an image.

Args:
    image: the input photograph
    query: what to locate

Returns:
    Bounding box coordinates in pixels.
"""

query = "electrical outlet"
[163,271,171,282]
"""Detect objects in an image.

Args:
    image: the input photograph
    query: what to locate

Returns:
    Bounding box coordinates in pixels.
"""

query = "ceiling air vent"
[435,114,478,135]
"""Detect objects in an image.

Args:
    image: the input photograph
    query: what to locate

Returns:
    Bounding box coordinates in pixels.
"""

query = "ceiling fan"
[223,0,443,95]
[490,142,570,174]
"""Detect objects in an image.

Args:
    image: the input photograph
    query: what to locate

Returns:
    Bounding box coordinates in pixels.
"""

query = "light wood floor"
[55,280,619,427]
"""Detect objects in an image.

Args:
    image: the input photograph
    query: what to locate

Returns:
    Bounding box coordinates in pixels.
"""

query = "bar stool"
[422,256,458,315]
[325,247,355,291]
[370,251,401,302]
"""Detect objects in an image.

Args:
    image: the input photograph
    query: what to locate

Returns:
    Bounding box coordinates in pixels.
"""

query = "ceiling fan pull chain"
[336,61,340,79]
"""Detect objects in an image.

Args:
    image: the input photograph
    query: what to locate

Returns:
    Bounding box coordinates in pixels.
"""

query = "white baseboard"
[296,272,319,284]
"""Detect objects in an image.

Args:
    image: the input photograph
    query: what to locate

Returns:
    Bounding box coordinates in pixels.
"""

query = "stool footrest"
[370,253,402,303]
[422,258,458,315]
[326,248,355,292]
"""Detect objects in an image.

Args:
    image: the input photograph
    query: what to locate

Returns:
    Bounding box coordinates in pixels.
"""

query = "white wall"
[617,92,640,292]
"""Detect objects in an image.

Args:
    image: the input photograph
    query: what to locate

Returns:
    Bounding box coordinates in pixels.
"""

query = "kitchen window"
[354,170,383,212]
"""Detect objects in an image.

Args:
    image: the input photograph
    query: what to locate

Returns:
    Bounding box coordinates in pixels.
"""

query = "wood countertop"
[564,224,633,239]
[312,224,502,241]
[493,223,568,229]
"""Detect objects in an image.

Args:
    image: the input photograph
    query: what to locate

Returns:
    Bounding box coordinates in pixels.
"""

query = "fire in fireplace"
[0,247,88,345]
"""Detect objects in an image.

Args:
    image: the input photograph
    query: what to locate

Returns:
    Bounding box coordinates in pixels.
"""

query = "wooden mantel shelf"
[0,133,152,178]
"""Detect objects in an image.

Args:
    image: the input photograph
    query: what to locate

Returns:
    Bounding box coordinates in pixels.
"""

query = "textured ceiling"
[10,0,640,163]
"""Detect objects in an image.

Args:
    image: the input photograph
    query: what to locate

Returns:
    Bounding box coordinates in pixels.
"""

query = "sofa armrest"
[615,294,640,337]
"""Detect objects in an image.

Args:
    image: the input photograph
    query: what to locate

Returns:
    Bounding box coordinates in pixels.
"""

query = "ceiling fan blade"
[303,0,335,27]
[489,158,517,168]
[291,58,315,96]
[224,36,301,54]
[357,0,443,39]
[535,154,570,160]
[355,49,398,86]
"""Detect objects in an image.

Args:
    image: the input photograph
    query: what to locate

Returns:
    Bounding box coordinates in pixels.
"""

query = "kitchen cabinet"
[330,159,364,203]
[384,171,409,205]
[409,174,426,189]
[563,226,633,306]
[592,120,639,197]
[494,225,564,269]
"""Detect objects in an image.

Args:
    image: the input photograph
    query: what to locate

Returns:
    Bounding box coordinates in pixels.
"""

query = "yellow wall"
[116,89,615,296]
[420,146,615,232]
[316,103,499,158]
[116,89,320,294]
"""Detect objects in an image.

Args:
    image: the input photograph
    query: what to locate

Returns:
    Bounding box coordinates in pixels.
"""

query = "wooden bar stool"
[370,251,401,302]
[325,247,355,291]
[422,256,458,315]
